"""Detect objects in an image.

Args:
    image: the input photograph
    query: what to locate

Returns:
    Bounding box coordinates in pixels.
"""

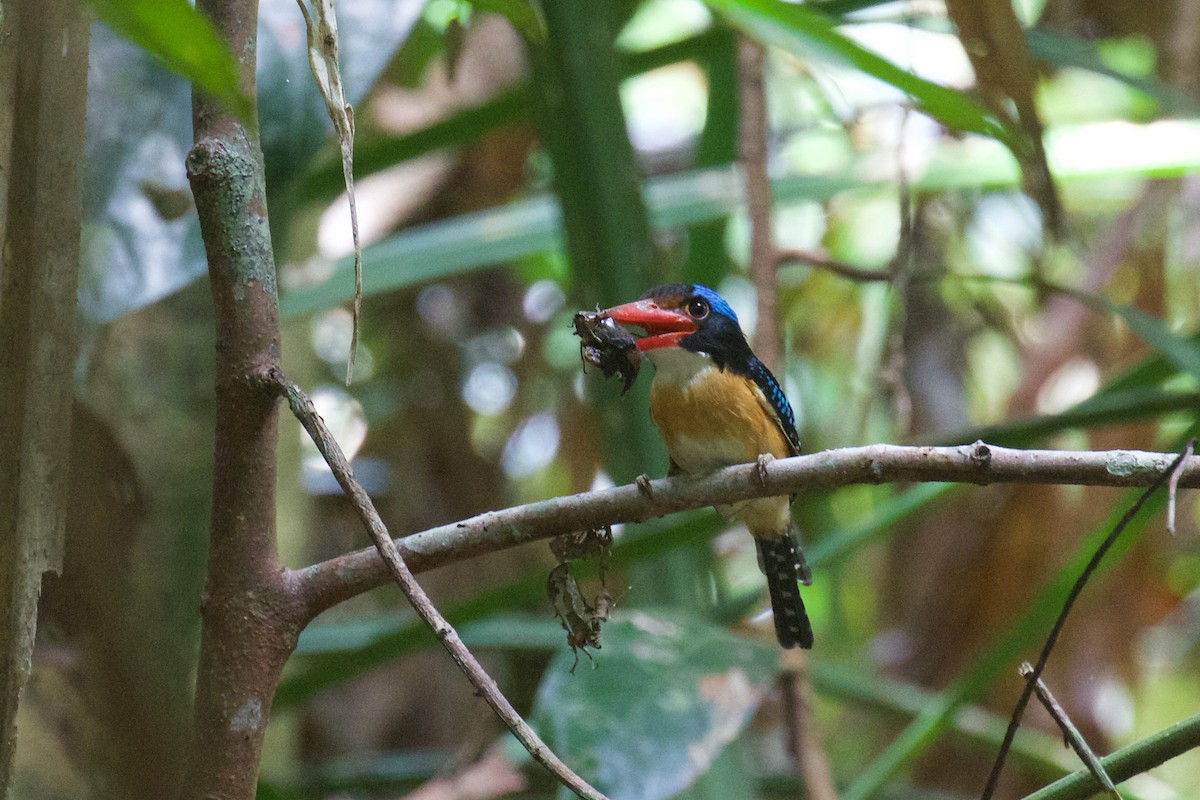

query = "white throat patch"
[644,346,716,387]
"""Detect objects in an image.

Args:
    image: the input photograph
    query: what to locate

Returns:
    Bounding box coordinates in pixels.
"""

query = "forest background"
[4,0,1200,799]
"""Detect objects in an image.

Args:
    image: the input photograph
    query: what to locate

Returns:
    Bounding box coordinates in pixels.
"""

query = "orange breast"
[649,367,791,474]
[650,367,793,538]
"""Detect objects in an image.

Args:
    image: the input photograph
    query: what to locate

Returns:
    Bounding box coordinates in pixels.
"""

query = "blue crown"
[691,284,740,325]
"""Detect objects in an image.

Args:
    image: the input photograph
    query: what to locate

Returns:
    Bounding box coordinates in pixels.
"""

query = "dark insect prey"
[572,310,641,393]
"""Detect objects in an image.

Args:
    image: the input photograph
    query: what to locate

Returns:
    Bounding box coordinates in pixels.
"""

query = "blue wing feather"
[747,356,800,456]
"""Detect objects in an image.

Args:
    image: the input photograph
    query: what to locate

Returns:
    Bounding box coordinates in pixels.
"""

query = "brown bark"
[180,0,306,796]
[295,441,1200,617]
[0,0,89,789]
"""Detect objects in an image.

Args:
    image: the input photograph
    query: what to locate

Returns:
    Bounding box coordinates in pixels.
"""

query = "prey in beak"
[600,298,697,352]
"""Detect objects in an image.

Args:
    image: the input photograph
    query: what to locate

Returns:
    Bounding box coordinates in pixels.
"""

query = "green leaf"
[283,117,1200,317]
[806,483,955,568]
[1108,305,1200,385]
[85,0,253,122]
[812,0,896,15]
[1040,282,1200,385]
[279,166,855,317]
[704,0,1011,142]
[281,192,562,317]
[530,611,777,800]
[529,0,656,304]
[934,279,1200,447]
[294,29,731,206]
[946,388,1200,448]
[811,663,1082,778]
[1024,711,1200,800]
[277,580,542,707]
[683,27,738,288]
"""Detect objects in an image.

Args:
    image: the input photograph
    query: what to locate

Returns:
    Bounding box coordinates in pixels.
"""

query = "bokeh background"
[16,0,1200,798]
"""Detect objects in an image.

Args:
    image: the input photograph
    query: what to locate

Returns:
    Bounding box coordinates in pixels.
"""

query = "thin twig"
[776,248,895,283]
[1018,663,1122,800]
[260,367,609,800]
[1023,711,1200,800]
[737,34,839,797]
[293,442,1200,618]
[737,34,778,364]
[979,443,1193,800]
[781,667,840,800]
[1167,438,1194,534]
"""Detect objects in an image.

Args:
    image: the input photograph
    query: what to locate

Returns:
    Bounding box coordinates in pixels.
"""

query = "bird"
[600,283,814,649]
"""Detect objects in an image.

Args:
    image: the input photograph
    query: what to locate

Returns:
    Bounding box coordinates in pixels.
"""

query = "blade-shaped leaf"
[1108,305,1200,386]
[295,29,734,204]
[812,0,896,15]
[947,387,1200,449]
[1023,712,1200,800]
[683,27,738,288]
[299,88,532,200]
[279,165,857,316]
[85,0,252,121]
[811,663,1081,777]
[1042,281,1200,385]
[705,0,1011,142]
[283,118,1200,316]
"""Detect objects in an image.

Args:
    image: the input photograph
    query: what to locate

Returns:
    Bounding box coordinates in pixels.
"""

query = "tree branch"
[292,442,1200,618]
[266,370,609,800]
[0,0,89,787]
[776,247,895,283]
[182,1,305,798]
[736,35,778,364]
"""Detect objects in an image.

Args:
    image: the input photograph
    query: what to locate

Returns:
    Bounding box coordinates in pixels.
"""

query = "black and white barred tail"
[756,535,814,649]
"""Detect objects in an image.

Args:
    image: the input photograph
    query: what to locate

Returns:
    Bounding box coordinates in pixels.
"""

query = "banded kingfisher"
[601,284,814,649]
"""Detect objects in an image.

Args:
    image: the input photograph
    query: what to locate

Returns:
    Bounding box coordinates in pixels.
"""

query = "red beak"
[601,298,696,352]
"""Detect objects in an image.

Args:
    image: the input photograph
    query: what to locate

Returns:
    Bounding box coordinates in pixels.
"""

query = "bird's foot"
[635,473,654,498]
[756,454,774,488]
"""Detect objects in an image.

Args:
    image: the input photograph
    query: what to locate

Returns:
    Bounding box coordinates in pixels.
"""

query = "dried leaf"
[547,527,613,671]
[297,0,363,384]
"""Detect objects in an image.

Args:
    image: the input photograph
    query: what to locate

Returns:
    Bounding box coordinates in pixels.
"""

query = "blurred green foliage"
[26,0,1200,798]
[84,0,253,120]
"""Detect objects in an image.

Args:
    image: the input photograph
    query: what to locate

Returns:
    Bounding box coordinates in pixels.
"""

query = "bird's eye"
[686,298,709,319]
